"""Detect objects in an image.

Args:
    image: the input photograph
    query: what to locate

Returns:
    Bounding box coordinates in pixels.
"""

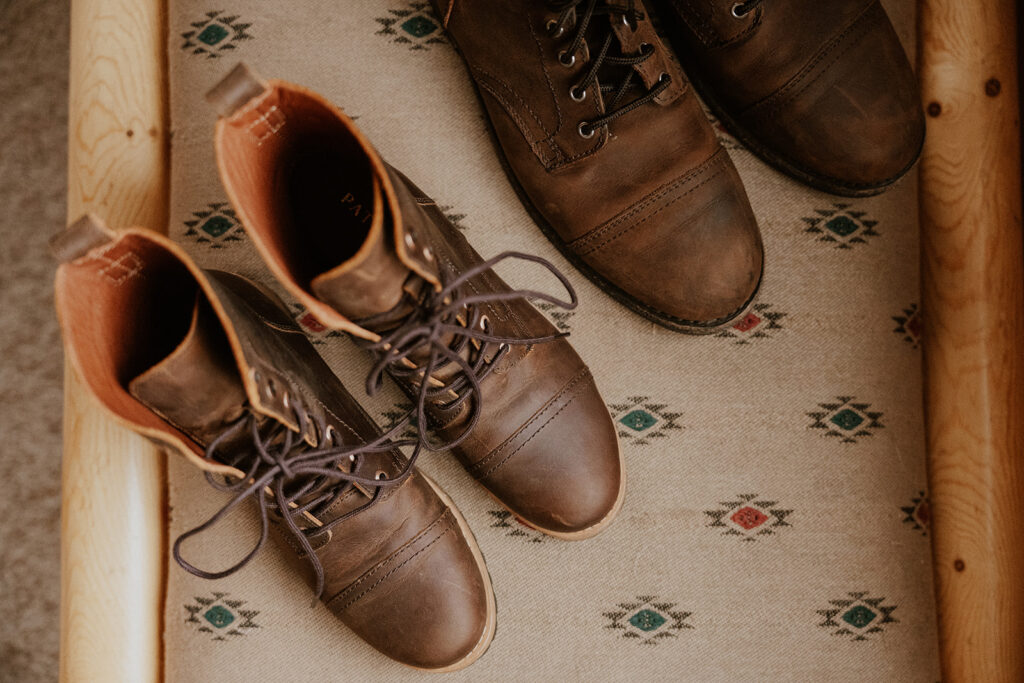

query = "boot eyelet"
[731,2,751,18]
[282,391,291,409]
[659,72,671,85]
[558,50,576,67]
[546,19,564,38]
[349,453,356,462]
[264,378,277,398]
[569,86,586,102]
[479,314,491,332]
[404,232,416,248]
[324,424,337,444]
[640,42,653,55]
[421,246,434,261]
[375,471,387,481]
[577,121,596,138]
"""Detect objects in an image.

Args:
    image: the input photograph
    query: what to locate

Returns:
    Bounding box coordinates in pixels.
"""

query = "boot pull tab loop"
[49,213,114,263]
[206,62,268,118]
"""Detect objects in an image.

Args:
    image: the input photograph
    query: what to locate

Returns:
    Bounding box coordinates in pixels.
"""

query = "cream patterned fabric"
[164,1,939,679]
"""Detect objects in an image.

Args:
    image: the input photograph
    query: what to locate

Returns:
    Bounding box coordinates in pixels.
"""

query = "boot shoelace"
[173,396,423,600]
[356,251,578,451]
[173,253,575,599]
[731,0,762,18]
[546,0,672,138]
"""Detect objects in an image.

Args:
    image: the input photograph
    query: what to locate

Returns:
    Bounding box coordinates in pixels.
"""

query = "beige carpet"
[0,0,69,680]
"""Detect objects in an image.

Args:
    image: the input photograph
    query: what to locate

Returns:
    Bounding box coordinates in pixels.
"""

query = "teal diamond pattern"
[629,609,667,632]
[803,203,879,249]
[604,596,693,645]
[620,409,657,432]
[180,11,253,59]
[808,396,884,444]
[830,408,865,431]
[185,592,260,642]
[608,397,682,447]
[203,605,235,629]
[376,2,447,50]
[818,592,898,641]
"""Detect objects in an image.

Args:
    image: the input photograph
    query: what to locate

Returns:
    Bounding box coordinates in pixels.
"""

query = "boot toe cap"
[472,368,623,538]
[575,150,763,328]
[332,509,493,670]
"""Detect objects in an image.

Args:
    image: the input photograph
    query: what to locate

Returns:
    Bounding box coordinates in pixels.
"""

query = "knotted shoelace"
[356,251,578,451]
[546,0,672,136]
[173,397,422,600]
[174,251,576,599]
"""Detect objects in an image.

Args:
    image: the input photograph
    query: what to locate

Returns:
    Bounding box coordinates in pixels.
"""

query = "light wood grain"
[61,0,168,681]
[919,1,1024,680]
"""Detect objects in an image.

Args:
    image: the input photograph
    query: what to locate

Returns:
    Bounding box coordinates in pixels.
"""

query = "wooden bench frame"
[59,0,1024,679]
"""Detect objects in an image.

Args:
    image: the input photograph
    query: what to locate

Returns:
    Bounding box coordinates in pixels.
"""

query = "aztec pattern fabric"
[164,0,939,679]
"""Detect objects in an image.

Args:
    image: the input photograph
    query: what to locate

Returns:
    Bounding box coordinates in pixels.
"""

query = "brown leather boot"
[428,0,763,332]
[655,0,925,196]
[209,64,624,540]
[52,216,495,672]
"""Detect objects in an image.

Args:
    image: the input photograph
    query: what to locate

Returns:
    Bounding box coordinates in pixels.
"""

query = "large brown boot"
[209,65,624,540]
[654,0,925,196]
[429,0,763,332]
[52,216,495,672]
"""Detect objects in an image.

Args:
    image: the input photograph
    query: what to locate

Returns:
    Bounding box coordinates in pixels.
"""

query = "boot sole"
[414,472,497,673]
[447,35,764,334]
[655,4,924,198]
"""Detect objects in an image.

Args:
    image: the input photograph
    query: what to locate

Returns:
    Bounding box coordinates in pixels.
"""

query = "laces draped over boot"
[546,0,672,136]
[173,396,422,600]
[356,251,578,450]
[174,252,576,600]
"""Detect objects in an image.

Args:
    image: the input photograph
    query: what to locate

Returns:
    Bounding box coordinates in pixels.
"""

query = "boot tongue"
[129,295,248,453]
[309,177,416,322]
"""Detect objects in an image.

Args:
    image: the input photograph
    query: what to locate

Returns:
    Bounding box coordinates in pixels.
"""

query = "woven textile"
[163,1,939,679]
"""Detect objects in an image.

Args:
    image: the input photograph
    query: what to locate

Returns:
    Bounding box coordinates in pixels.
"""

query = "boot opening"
[216,86,377,291]
[56,234,205,444]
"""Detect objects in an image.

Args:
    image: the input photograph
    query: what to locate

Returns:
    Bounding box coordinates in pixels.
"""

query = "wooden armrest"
[919,0,1024,680]
[61,0,168,680]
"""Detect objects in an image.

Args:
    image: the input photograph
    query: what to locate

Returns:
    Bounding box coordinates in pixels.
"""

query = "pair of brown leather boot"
[54,67,623,671]
[430,0,924,331]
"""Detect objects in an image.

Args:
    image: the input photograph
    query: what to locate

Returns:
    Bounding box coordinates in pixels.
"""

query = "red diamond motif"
[733,313,761,333]
[914,501,930,527]
[299,312,326,333]
[730,506,768,530]
[906,313,923,340]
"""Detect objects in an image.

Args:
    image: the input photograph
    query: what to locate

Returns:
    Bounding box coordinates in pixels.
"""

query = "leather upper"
[433,0,763,327]
[53,222,493,671]
[662,0,925,192]
[212,76,625,537]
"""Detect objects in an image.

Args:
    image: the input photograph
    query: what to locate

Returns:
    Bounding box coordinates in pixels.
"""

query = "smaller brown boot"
[209,64,624,540]
[52,216,495,672]
[656,0,925,196]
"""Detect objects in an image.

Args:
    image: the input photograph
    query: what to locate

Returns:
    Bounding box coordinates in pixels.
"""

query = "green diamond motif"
[830,408,864,431]
[825,215,859,237]
[400,15,438,38]
[200,215,233,237]
[619,409,657,432]
[629,608,666,632]
[203,604,235,629]
[841,604,877,629]
[197,24,229,46]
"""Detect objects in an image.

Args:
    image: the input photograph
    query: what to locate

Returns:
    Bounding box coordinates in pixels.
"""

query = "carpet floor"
[0,0,70,680]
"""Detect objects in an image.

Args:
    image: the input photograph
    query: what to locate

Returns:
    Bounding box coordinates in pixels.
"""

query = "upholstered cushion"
[163,0,939,679]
